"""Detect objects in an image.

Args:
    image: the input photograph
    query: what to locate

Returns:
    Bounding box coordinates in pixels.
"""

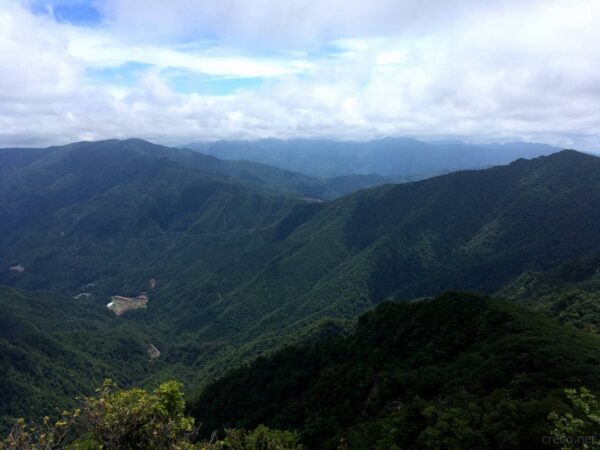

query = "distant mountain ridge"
[1,143,598,348]
[172,149,600,348]
[0,138,401,203]
[1,139,599,434]
[186,137,560,177]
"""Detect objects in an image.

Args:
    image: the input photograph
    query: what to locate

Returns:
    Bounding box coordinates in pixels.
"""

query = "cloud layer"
[1,0,599,150]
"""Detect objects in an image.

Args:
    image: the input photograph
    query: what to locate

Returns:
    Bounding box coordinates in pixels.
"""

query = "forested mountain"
[0,285,156,432]
[0,139,299,292]
[187,138,559,177]
[191,292,600,449]
[3,0,597,447]
[1,139,600,442]
[168,149,600,349]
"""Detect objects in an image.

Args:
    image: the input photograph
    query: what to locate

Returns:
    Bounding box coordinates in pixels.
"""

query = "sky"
[0,0,599,150]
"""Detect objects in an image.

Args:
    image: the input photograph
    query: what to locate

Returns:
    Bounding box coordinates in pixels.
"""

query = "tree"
[1,380,196,450]
[548,388,600,450]
[198,425,302,449]
[1,381,301,450]
[0,414,75,450]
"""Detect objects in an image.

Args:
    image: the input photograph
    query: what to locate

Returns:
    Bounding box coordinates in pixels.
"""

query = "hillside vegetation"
[4,293,600,449]
[0,286,156,432]
[171,149,600,347]
[1,140,600,439]
[191,292,600,449]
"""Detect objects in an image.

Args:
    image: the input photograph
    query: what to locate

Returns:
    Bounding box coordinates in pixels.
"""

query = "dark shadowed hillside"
[175,150,600,346]
[191,292,600,449]
[2,1,598,448]
[0,285,158,432]
[0,139,304,292]
[1,141,599,436]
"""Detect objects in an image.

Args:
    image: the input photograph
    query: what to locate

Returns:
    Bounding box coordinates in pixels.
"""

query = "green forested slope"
[0,139,305,292]
[191,292,600,449]
[0,285,160,432]
[173,150,600,346]
[1,141,600,436]
[500,254,600,333]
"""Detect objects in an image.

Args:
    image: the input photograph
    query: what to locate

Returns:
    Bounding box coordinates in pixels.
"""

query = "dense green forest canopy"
[0,379,302,450]
[2,139,600,447]
[191,292,600,449]
[0,285,156,432]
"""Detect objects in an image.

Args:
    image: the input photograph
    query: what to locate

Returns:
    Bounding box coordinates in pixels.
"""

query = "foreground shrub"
[1,381,300,450]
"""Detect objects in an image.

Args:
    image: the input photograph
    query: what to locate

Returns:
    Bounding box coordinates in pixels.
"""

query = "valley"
[2,2,598,447]
[1,139,600,447]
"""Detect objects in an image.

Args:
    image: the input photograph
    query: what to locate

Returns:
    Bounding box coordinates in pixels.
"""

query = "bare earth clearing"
[107,294,148,315]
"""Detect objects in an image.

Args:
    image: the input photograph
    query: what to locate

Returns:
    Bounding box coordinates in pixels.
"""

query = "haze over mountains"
[2,138,600,446]
[3,0,600,447]
[187,138,559,178]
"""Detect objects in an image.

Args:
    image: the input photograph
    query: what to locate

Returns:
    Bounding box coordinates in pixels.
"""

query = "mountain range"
[1,138,600,447]
[187,137,559,177]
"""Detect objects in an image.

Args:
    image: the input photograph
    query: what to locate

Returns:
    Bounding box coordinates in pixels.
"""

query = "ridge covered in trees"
[2,141,600,448]
[191,293,600,449]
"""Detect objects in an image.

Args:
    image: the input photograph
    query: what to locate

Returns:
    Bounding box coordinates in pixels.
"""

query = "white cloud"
[0,1,82,101]
[0,0,599,151]
[65,28,312,77]
[98,0,521,48]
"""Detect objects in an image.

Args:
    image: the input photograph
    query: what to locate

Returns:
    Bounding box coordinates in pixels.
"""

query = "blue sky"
[25,0,315,98]
[30,0,103,25]
[0,0,599,149]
